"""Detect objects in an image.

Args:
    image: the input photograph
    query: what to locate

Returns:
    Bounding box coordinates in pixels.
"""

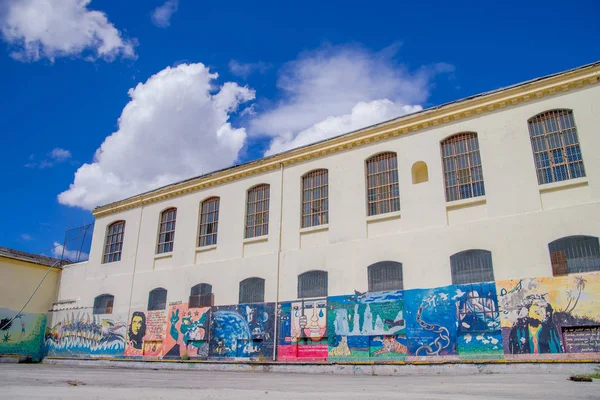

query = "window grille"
[157,208,176,254]
[239,277,265,304]
[368,261,403,292]
[549,235,600,276]
[103,221,125,263]
[93,294,114,314]
[365,152,400,216]
[441,133,485,202]
[302,169,329,228]
[245,185,270,238]
[297,270,328,298]
[199,198,219,247]
[528,110,585,184]
[450,250,494,284]
[147,287,167,311]
[189,283,213,308]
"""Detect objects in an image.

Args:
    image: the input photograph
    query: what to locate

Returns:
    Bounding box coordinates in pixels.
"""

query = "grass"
[570,366,600,382]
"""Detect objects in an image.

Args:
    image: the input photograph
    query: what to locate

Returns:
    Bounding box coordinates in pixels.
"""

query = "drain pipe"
[272,162,285,361]
[126,200,145,330]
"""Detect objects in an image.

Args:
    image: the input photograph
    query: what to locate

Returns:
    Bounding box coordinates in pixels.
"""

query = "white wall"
[55,85,600,323]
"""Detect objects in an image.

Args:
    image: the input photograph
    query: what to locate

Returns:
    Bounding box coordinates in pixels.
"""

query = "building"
[48,62,600,362]
[0,247,65,361]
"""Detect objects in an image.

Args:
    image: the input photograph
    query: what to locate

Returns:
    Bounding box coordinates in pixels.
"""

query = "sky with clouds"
[0,0,598,257]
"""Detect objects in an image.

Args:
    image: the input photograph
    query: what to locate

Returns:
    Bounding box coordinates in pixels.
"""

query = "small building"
[50,62,600,362]
[0,247,65,361]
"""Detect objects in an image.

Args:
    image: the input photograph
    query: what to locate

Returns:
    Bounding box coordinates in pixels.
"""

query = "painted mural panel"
[277,299,328,360]
[45,311,126,357]
[209,303,275,359]
[327,291,407,360]
[497,272,600,355]
[124,310,167,357]
[0,308,47,361]
[404,286,457,357]
[163,302,210,359]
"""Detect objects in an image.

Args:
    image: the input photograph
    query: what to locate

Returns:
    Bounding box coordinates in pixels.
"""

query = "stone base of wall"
[44,357,600,376]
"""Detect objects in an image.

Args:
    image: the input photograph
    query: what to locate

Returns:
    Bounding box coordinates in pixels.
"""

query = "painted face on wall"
[527,300,548,323]
[131,316,143,335]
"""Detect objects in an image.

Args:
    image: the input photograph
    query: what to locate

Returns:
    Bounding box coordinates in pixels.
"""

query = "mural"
[163,302,210,359]
[209,303,275,358]
[0,308,47,361]
[404,286,457,357]
[327,291,407,360]
[45,312,126,357]
[124,310,167,357]
[497,272,600,355]
[278,298,328,360]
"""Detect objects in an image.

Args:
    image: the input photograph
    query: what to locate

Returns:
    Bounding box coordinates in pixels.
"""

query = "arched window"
[368,261,403,292]
[93,294,114,314]
[157,208,177,254]
[365,152,400,216]
[189,283,213,308]
[441,133,485,202]
[302,169,329,228]
[103,220,125,263]
[450,249,494,284]
[528,109,585,184]
[298,270,328,298]
[199,197,220,247]
[245,184,270,239]
[411,161,428,184]
[239,277,265,304]
[549,235,600,276]
[147,287,167,311]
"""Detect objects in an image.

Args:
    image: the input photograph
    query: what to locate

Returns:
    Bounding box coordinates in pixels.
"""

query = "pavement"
[2,364,599,399]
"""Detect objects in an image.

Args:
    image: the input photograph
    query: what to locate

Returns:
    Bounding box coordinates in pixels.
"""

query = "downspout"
[126,199,145,332]
[272,162,285,361]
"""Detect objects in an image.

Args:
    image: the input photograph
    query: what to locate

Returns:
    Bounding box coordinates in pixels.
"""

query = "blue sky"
[1,0,598,258]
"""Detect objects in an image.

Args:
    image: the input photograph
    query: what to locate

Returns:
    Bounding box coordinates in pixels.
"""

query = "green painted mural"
[0,308,47,361]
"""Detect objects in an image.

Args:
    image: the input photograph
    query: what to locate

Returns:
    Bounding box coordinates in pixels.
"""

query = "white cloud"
[229,60,270,79]
[52,241,88,262]
[0,0,136,62]
[151,0,178,28]
[20,234,33,241]
[50,147,72,162]
[58,63,255,210]
[250,44,453,154]
[265,100,422,156]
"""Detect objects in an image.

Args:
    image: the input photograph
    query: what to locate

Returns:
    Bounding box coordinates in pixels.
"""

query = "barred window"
[245,185,270,239]
[199,197,219,247]
[368,261,403,292]
[450,249,494,284]
[189,283,213,308]
[528,109,585,184]
[93,294,114,314]
[147,287,167,311]
[103,221,125,263]
[366,152,400,216]
[239,277,265,304]
[302,169,329,228]
[298,270,328,298]
[441,133,485,202]
[157,208,176,254]
[549,235,600,276]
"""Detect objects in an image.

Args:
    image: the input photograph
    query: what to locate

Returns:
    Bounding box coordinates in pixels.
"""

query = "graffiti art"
[0,309,47,361]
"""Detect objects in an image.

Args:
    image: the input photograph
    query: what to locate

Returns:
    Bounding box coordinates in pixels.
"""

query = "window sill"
[154,252,173,260]
[243,235,268,244]
[445,196,486,210]
[539,177,588,193]
[300,224,329,234]
[195,245,217,253]
[366,211,401,223]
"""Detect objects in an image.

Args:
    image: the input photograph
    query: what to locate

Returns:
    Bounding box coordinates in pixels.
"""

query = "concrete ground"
[2,364,599,399]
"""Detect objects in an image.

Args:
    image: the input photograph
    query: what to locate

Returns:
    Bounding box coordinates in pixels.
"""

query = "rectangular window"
[245,185,270,239]
[103,221,125,263]
[157,208,176,254]
[302,170,329,228]
[441,133,485,202]
[199,198,219,247]
[366,153,400,216]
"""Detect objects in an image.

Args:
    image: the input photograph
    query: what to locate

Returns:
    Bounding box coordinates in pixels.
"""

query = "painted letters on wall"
[0,308,47,361]
[124,310,167,357]
[497,272,600,355]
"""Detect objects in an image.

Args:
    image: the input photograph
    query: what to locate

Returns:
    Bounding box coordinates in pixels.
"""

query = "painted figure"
[128,312,147,350]
[508,294,562,354]
[329,336,351,357]
[372,335,407,356]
